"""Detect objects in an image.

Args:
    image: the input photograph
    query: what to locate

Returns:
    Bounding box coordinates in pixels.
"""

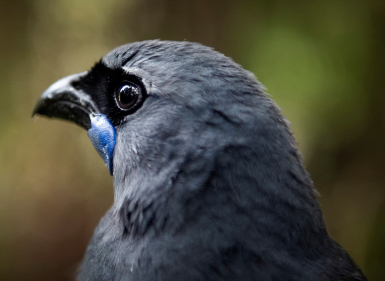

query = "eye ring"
[114,81,143,111]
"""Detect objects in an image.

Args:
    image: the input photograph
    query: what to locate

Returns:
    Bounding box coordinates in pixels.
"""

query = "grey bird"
[33,40,366,281]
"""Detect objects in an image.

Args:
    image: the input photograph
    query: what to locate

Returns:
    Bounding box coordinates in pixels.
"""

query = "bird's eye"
[115,82,142,111]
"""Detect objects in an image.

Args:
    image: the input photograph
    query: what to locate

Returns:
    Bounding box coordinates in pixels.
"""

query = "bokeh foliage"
[0,0,384,280]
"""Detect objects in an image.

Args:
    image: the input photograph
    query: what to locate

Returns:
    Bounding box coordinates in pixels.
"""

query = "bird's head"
[34,41,320,235]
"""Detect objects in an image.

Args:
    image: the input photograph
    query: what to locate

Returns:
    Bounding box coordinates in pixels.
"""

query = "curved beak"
[33,72,99,130]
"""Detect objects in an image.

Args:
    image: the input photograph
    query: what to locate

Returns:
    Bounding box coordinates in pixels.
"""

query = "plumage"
[33,40,366,281]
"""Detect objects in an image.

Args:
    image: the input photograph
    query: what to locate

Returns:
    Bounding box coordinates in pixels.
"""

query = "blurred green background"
[0,0,384,280]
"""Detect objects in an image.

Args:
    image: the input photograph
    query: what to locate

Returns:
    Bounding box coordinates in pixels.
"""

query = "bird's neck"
[112,135,327,245]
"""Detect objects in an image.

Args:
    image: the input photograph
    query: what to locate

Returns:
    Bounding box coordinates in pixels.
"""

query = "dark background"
[1,0,384,280]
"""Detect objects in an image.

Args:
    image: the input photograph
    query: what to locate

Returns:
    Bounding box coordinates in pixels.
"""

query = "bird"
[33,40,366,281]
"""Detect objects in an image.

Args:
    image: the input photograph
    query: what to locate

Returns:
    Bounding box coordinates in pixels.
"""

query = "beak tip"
[31,105,39,118]
[31,98,46,118]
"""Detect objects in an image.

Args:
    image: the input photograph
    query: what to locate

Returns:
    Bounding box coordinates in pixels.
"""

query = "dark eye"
[115,82,142,111]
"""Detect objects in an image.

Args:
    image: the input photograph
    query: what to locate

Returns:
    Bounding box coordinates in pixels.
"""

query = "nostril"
[71,80,81,90]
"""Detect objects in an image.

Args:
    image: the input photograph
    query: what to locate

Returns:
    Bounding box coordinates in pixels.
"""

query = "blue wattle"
[87,114,116,175]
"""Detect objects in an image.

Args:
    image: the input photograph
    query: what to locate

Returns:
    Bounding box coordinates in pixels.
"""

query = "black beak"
[33,72,99,130]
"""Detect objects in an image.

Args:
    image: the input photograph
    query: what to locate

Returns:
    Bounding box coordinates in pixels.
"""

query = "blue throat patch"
[87,114,116,175]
